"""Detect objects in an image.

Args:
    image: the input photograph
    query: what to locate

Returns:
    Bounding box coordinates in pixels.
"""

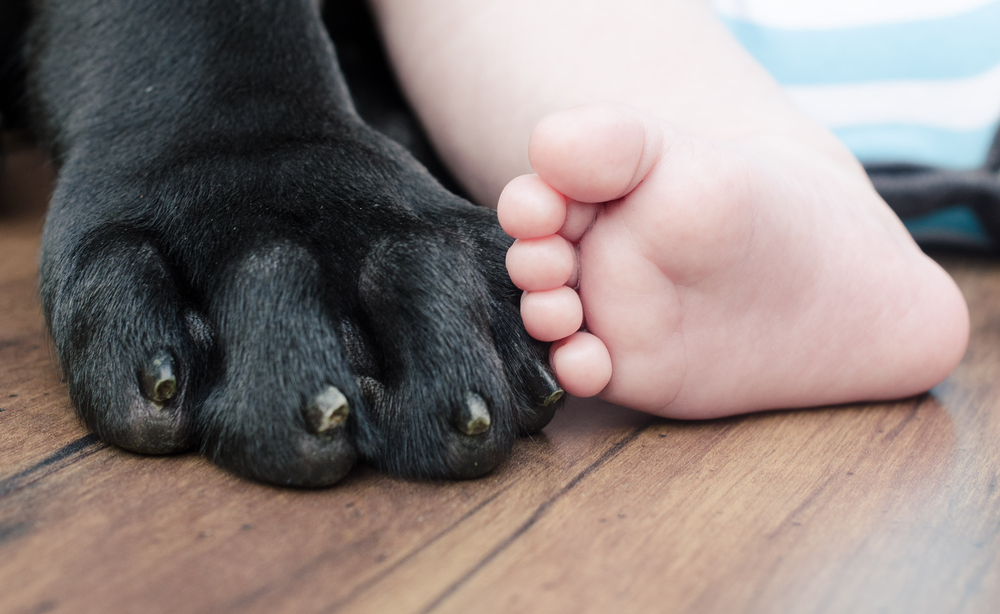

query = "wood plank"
[2,144,999,614]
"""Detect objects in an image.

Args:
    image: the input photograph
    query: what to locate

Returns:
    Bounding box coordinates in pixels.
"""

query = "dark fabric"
[865,125,1000,247]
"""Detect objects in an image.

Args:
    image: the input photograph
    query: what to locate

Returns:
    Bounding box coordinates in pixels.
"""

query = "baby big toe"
[528,102,661,204]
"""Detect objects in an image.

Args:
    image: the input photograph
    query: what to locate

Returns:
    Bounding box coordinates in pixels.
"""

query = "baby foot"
[498,103,969,418]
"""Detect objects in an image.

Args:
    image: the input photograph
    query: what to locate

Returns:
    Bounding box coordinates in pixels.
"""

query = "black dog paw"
[40,123,561,487]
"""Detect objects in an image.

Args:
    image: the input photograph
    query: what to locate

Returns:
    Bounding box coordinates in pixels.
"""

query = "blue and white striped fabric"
[713,0,1000,244]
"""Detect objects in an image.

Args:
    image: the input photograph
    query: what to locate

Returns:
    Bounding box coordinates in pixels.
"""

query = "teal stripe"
[834,122,999,168]
[903,205,991,245]
[720,1,1000,85]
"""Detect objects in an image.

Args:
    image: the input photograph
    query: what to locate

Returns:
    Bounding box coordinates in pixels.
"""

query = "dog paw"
[41,122,562,486]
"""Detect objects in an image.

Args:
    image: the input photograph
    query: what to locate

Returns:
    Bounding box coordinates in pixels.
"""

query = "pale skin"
[370,0,970,418]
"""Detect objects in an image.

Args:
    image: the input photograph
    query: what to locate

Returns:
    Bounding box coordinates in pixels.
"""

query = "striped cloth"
[713,0,1000,245]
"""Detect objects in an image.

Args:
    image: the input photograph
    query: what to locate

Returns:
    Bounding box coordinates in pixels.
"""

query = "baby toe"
[550,332,612,398]
[521,286,583,342]
[506,234,576,291]
[497,174,567,239]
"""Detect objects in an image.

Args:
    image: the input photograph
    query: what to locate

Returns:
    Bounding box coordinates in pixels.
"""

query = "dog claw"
[528,363,564,407]
[304,386,350,434]
[456,392,491,436]
[139,351,178,404]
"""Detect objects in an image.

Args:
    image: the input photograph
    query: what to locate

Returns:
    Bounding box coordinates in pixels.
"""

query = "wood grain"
[1,146,998,614]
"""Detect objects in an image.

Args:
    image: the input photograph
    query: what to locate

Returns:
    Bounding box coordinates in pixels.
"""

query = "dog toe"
[42,235,200,454]
[196,243,361,487]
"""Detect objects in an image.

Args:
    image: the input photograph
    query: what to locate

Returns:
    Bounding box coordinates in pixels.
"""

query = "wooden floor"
[2,143,999,614]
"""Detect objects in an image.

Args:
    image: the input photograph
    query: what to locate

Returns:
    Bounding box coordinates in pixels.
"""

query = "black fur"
[3,0,563,486]
[0,0,30,132]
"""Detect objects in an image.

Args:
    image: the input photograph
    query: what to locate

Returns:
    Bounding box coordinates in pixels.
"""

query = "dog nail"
[304,386,350,433]
[541,388,564,407]
[456,392,491,436]
[139,351,177,404]
[528,363,564,407]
